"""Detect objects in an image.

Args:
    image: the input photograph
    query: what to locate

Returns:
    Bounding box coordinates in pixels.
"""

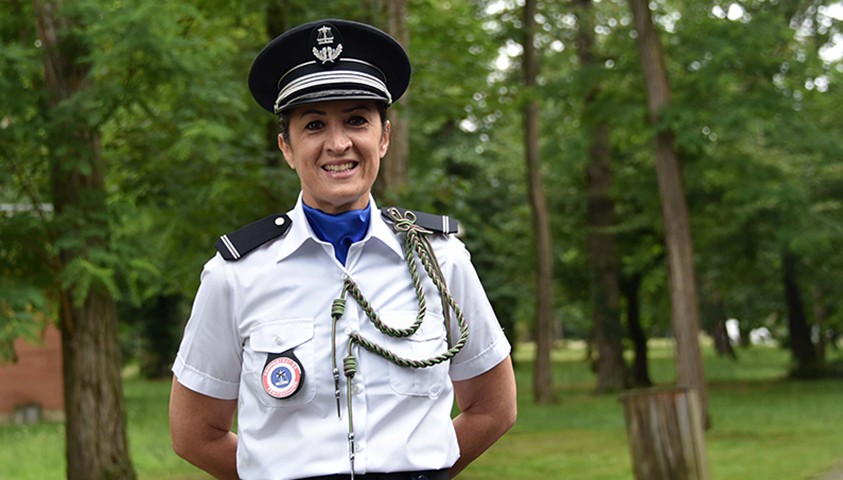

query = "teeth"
[324,162,355,173]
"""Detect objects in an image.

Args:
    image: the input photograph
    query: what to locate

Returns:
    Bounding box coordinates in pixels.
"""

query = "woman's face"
[278,100,390,214]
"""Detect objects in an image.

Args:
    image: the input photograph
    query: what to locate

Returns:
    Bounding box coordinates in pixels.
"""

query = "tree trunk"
[621,387,710,480]
[622,273,652,387]
[711,320,737,360]
[627,0,709,427]
[138,295,182,379]
[782,249,823,378]
[811,284,826,364]
[374,0,410,202]
[264,0,291,168]
[524,0,555,403]
[704,289,736,359]
[575,0,628,393]
[60,292,134,479]
[34,1,136,478]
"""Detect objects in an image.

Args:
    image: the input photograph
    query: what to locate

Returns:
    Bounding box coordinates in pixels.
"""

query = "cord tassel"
[331,295,347,418]
[345,344,357,479]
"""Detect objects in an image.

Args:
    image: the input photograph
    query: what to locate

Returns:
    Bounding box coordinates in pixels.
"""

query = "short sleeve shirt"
[173,196,511,479]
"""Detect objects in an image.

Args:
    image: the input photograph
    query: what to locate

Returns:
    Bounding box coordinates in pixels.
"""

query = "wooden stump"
[620,387,709,480]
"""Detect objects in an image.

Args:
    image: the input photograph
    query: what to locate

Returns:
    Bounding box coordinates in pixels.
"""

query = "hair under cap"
[248,19,411,114]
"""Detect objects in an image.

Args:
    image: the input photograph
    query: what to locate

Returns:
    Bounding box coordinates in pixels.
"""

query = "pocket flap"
[249,320,314,353]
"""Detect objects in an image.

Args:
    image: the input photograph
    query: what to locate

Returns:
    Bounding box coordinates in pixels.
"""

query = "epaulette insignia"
[381,207,459,235]
[215,214,292,261]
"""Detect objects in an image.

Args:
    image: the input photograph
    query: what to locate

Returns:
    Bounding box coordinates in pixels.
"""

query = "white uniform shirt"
[173,196,511,480]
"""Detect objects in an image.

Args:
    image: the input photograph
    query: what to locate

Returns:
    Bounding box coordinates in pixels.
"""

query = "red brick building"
[0,324,64,423]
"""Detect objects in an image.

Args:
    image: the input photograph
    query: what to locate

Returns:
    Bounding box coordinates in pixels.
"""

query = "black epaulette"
[215,214,292,261]
[381,207,459,235]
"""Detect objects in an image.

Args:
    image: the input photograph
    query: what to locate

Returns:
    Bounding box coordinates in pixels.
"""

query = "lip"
[321,160,359,177]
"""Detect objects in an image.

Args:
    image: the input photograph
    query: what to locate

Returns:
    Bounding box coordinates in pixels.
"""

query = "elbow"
[170,410,201,463]
[492,387,518,436]
[502,370,518,433]
[170,421,208,464]
[170,426,191,461]
[503,398,518,433]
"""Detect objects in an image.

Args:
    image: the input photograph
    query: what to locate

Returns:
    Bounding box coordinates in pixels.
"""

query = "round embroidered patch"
[261,356,303,399]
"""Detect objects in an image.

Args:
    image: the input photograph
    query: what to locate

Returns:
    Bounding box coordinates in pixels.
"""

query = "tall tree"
[523,0,555,403]
[627,0,709,425]
[33,1,135,478]
[782,249,823,377]
[574,0,629,392]
[376,0,410,200]
[264,0,292,169]
[622,272,652,387]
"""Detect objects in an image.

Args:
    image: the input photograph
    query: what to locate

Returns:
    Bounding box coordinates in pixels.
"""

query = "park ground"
[0,339,841,479]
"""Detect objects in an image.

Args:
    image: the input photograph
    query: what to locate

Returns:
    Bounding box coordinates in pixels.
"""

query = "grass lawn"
[1,341,841,479]
[461,341,843,480]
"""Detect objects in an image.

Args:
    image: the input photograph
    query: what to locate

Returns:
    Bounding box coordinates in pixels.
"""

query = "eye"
[347,115,369,126]
[305,120,324,131]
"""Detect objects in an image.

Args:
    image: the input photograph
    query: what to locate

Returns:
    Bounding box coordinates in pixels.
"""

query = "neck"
[302,203,372,265]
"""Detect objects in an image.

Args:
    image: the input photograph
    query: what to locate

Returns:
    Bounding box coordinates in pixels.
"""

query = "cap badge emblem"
[316,25,335,45]
[313,25,342,64]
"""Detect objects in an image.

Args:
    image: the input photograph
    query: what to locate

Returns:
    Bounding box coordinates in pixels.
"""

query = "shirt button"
[274,216,286,226]
[273,335,283,345]
[344,327,353,335]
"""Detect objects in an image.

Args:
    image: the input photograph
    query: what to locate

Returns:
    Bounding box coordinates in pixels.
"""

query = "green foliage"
[0,210,54,362]
[0,280,49,363]
[662,2,843,339]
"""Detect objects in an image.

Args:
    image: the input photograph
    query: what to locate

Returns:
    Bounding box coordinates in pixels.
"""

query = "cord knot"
[343,354,358,379]
[386,207,432,235]
[331,297,346,320]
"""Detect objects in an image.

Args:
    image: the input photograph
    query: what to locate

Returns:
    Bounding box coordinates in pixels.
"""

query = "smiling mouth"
[323,162,358,173]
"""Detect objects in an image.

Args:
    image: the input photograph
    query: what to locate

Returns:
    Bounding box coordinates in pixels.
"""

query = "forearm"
[450,407,513,477]
[449,357,517,478]
[170,378,239,479]
[173,430,238,480]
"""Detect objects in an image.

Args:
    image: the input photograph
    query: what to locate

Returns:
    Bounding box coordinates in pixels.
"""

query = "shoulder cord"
[329,207,469,478]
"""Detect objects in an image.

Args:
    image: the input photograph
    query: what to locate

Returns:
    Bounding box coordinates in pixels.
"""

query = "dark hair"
[278,102,389,144]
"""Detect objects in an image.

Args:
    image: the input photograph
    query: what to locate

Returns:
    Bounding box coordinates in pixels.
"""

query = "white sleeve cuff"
[448,333,511,382]
[172,354,240,400]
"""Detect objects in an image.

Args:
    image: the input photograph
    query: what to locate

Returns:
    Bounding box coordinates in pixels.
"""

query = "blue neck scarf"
[302,203,372,265]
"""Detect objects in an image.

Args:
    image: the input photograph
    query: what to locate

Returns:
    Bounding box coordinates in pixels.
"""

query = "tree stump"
[620,387,709,480]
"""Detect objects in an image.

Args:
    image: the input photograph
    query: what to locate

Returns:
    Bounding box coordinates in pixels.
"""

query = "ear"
[379,120,391,158]
[278,134,295,169]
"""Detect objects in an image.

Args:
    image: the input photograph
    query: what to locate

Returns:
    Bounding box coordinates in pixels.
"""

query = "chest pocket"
[378,312,450,398]
[245,319,317,408]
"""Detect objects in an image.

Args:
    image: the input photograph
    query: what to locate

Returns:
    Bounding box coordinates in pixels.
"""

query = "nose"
[325,126,352,153]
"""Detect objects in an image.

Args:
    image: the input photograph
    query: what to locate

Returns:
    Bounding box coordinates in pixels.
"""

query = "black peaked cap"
[248,19,411,114]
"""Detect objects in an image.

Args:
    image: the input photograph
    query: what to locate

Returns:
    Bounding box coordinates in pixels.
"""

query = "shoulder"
[215,213,292,261]
[380,206,472,268]
[379,206,459,235]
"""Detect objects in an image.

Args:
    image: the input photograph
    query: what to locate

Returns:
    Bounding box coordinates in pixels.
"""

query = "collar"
[302,202,370,265]
[275,194,405,263]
